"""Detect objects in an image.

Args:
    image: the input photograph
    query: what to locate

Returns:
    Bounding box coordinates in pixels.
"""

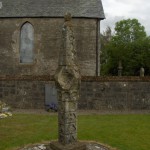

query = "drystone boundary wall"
[79,76,150,110]
[0,76,149,111]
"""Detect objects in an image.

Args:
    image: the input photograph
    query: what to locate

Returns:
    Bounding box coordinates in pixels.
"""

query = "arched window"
[20,22,34,63]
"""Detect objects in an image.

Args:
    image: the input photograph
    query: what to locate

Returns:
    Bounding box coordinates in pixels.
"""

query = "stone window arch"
[20,22,34,63]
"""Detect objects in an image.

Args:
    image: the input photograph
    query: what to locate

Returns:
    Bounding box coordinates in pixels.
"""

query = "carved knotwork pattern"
[59,112,77,124]
[58,101,77,112]
[59,123,77,135]
[59,133,77,145]
[57,91,79,102]
[54,13,80,145]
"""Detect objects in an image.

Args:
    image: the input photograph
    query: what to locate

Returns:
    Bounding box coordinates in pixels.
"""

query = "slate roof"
[0,0,105,19]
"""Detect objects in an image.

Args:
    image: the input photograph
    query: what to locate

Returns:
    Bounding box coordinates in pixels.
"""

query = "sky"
[101,0,150,35]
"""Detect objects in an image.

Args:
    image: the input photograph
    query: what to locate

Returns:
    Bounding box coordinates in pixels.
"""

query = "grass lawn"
[0,113,150,150]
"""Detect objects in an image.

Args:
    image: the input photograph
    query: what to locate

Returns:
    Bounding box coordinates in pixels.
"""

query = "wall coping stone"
[0,75,54,81]
[0,75,150,82]
[81,76,150,82]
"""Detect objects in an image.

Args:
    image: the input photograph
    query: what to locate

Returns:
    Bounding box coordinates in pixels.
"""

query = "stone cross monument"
[50,13,85,150]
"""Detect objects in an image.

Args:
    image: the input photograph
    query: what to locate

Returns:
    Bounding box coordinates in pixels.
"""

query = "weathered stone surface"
[0,78,150,110]
[50,141,86,150]
[0,18,97,76]
[140,67,145,77]
[0,80,48,109]
[54,13,81,147]
[118,61,123,76]
[58,112,77,124]
[79,81,150,110]
[19,142,117,150]
[58,101,77,112]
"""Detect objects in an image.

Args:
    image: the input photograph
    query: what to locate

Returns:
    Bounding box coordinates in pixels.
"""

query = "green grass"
[0,114,150,150]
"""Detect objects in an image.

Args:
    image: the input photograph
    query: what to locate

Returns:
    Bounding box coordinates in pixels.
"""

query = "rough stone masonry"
[51,13,85,150]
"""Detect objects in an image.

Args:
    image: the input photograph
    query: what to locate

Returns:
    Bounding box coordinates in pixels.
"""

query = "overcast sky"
[101,0,150,35]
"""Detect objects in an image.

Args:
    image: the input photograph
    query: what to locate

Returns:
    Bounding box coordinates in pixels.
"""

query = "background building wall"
[0,77,150,111]
[0,18,97,76]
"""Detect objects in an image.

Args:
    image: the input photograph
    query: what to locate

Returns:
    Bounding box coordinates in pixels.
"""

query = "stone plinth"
[19,141,118,150]
[50,141,86,150]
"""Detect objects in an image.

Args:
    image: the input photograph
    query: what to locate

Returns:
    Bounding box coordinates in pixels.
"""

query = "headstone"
[140,67,145,77]
[45,84,58,111]
[118,61,123,76]
[50,13,85,150]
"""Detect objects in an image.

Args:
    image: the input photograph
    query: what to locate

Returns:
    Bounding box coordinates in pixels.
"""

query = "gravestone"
[45,84,58,111]
[140,67,145,77]
[118,61,123,76]
[50,13,85,150]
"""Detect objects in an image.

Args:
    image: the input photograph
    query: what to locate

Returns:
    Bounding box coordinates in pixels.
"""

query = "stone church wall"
[0,77,150,111]
[0,18,97,76]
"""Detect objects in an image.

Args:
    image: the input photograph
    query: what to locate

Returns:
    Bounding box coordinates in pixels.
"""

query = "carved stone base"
[50,141,86,150]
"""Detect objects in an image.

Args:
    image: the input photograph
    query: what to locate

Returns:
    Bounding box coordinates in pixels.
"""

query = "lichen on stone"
[0,101,12,119]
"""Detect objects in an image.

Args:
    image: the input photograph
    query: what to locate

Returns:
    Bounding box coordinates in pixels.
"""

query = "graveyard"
[0,0,150,150]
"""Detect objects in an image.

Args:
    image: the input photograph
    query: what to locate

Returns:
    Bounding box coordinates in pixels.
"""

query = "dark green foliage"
[101,19,150,76]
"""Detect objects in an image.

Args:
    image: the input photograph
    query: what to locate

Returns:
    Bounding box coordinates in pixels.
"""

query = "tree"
[100,27,112,72]
[100,19,150,76]
[114,19,146,43]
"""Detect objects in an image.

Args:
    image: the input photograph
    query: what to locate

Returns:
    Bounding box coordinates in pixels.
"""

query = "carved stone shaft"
[54,13,80,146]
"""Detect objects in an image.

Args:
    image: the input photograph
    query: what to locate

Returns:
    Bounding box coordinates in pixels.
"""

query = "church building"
[0,0,105,108]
